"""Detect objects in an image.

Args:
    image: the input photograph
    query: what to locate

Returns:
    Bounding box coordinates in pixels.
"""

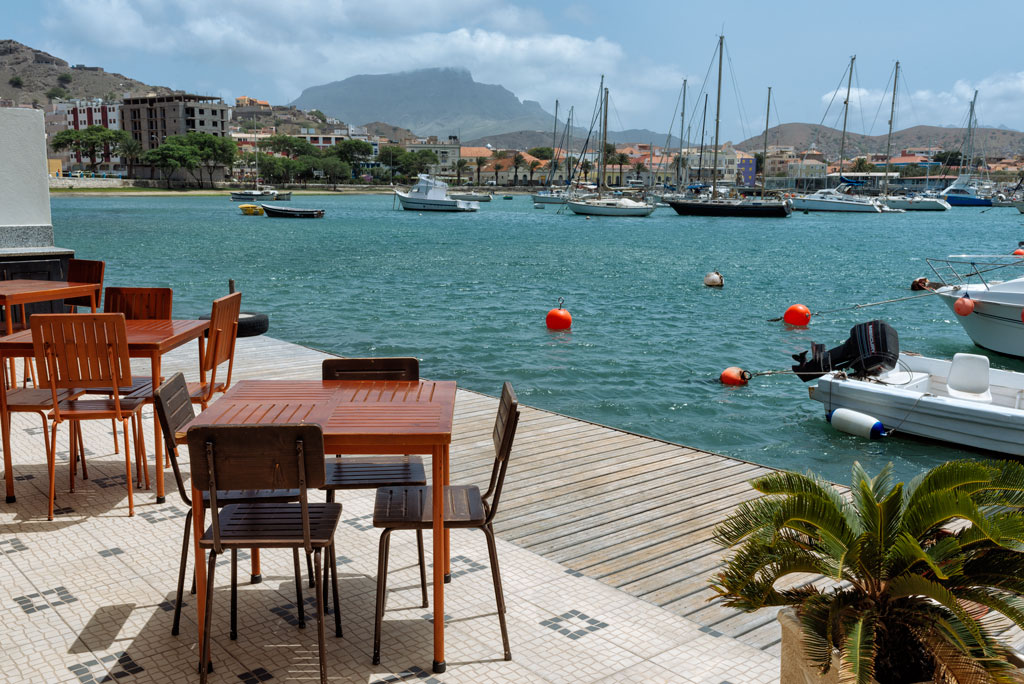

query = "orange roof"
[888,156,929,165]
[460,146,492,159]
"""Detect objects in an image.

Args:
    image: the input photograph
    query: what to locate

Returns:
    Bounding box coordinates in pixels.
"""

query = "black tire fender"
[200,311,269,337]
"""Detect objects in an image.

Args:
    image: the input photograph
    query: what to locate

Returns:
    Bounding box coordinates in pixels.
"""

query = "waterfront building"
[43,99,122,174]
[765,145,797,177]
[234,96,270,110]
[735,150,756,186]
[405,135,461,176]
[121,93,229,150]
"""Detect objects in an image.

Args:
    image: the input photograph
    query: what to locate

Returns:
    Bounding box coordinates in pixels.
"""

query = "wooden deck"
[159,332,1024,658]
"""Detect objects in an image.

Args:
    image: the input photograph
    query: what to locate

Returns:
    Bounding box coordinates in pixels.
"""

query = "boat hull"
[449,193,491,202]
[667,199,792,217]
[882,197,951,211]
[566,200,655,217]
[936,287,1024,358]
[396,194,478,212]
[532,194,568,204]
[791,197,881,212]
[260,204,324,218]
[810,361,1024,456]
[943,194,992,207]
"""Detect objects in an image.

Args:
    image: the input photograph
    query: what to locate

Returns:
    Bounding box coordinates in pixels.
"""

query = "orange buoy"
[1014,248,1024,256]
[783,304,811,326]
[720,367,752,386]
[546,297,572,330]
[954,296,974,316]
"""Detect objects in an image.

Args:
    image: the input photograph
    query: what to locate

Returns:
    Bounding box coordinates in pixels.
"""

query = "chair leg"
[199,550,217,683]
[307,551,315,589]
[76,422,87,480]
[47,422,58,521]
[330,543,342,638]
[483,525,511,660]
[120,418,134,517]
[68,421,77,494]
[172,509,192,636]
[37,413,51,467]
[372,528,393,666]
[230,548,238,640]
[138,412,149,489]
[111,418,119,455]
[292,548,306,629]
[416,529,428,608]
[313,548,327,684]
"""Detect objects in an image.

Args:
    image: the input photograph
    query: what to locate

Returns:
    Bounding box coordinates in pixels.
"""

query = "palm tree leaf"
[887,575,997,658]
[838,612,876,684]
[904,461,997,512]
[799,593,840,673]
[751,470,860,532]
[901,490,996,542]
[974,460,1024,510]
[957,587,1024,634]
[884,531,952,580]
[918,628,995,684]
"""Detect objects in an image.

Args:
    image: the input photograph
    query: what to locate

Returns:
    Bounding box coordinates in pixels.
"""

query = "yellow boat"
[239,204,264,216]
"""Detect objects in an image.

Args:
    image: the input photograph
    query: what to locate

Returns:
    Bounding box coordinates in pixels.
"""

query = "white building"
[44,99,123,173]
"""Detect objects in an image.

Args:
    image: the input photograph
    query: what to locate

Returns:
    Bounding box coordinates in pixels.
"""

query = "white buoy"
[534,203,545,209]
[828,408,886,439]
[703,271,724,287]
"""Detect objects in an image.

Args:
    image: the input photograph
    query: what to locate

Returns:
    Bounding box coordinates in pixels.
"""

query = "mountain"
[0,40,170,105]
[735,123,1024,159]
[361,121,417,141]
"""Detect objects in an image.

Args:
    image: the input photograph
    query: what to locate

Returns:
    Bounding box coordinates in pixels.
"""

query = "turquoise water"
[51,194,1024,484]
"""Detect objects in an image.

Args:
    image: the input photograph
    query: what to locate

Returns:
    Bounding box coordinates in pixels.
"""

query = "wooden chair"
[103,286,173,320]
[153,373,304,638]
[187,424,343,684]
[65,258,105,311]
[31,313,148,520]
[371,382,520,665]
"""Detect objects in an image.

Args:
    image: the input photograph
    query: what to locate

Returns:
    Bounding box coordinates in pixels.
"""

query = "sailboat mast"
[837,55,855,188]
[600,86,609,195]
[711,35,723,198]
[762,86,771,198]
[698,94,708,183]
[966,90,978,175]
[550,99,559,186]
[883,61,899,197]
[679,79,687,186]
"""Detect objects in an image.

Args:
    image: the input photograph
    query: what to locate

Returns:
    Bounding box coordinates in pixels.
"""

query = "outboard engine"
[791,320,899,382]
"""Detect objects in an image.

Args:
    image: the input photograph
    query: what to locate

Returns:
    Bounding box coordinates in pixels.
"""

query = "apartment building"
[44,99,122,173]
[405,136,461,175]
[121,93,229,150]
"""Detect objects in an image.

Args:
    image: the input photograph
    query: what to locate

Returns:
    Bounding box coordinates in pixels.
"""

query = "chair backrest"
[32,312,133,395]
[153,373,197,505]
[202,292,241,374]
[947,353,991,399]
[104,286,173,320]
[186,424,325,553]
[322,357,419,381]
[65,258,105,308]
[481,382,520,523]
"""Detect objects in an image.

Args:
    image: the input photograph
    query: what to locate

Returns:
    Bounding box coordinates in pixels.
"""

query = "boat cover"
[791,319,899,382]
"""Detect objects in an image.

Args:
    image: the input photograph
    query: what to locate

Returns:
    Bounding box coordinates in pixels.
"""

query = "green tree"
[260,134,318,158]
[308,109,327,123]
[851,157,875,173]
[933,150,962,167]
[318,156,350,188]
[528,159,541,185]
[110,131,143,178]
[455,158,469,185]
[51,125,121,173]
[492,149,509,160]
[378,145,404,181]
[632,161,647,184]
[493,161,504,185]
[580,159,592,182]
[754,152,764,174]
[143,140,199,188]
[401,149,438,176]
[331,139,374,170]
[476,156,487,185]
[527,146,553,160]
[510,153,525,186]
[46,87,69,102]
[712,460,1024,684]
[8,76,23,88]
[899,163,924,178]
[615,153,629,185]
[57,73,72,86]
[181,131,237,188]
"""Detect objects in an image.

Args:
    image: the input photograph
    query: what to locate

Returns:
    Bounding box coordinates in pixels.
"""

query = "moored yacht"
[566,196,656,217]
[394,175,479,212]
[792,185,882,212]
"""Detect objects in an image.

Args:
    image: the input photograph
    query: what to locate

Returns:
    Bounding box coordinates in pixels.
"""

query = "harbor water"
[52,193,1024,483]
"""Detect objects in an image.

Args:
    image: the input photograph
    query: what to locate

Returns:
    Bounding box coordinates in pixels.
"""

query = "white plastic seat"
[946,353,992,403]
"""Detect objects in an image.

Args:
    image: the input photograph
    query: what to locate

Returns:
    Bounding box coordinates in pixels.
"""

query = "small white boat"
[395,175,479,212]
[448,191,492,202]
[566,197,655,217]
[532,190,570,204]
[231,188,291,202]
[808,352,1024,456]
[882,195,951,211]
[792,185,882,212]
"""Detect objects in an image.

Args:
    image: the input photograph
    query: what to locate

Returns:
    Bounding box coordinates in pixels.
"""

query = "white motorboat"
[231,188,291,202]
[792,185,882,212]
[532,190,569,204]
[882,195,951,211]
[448,191,492,202]
[394,175,479,212]
[925,254,1024,357]
[1014,201,1024,214]
[566,197,655,217]
[808,352,1024,456]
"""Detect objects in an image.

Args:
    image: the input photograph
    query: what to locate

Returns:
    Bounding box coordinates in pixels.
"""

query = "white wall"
[0,108,52,233]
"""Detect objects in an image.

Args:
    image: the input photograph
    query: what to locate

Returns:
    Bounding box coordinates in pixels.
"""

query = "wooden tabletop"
[0,319,210,356]
[0,280,101,305]
[178,379,457,451]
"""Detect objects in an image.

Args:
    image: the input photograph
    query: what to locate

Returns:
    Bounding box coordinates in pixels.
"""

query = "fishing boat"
[925,254,1024,357]
[231,188,291,202]
[793,320,1024,455]
[260,203,324,218]
[567,79,655,218]
[394,175,479,212]
[448,191,492,202]
[667,38,791,218]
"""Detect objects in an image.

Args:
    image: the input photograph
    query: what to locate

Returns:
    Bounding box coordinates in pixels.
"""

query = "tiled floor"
[0,342,780,683]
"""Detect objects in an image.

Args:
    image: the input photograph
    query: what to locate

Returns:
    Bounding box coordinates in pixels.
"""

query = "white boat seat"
[946,353,993,403]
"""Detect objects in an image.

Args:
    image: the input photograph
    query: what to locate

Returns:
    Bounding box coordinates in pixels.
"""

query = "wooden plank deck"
[156,333,1019,657]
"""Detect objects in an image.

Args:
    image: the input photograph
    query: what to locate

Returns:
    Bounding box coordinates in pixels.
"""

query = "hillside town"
[5,89,1023,193]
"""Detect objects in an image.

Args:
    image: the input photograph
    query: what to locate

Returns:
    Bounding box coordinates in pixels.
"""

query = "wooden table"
[0,319,210,503]
[177,378,457,673]
[0,280,101,382]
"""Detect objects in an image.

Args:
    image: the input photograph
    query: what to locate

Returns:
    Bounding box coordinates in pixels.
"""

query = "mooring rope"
[766,290,940,322]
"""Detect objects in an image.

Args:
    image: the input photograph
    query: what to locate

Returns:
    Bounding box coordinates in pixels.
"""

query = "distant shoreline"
[48,186,537,198]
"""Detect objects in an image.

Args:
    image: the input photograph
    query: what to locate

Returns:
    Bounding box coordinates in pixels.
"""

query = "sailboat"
[792,56,882,213]
[666,36,791,218]
[940,91,994,207]
[533,101,570,204]
[879,62,950,211]
[567,81,655,217]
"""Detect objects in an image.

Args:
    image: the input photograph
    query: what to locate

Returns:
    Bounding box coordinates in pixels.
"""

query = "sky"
[8,0,1024,141]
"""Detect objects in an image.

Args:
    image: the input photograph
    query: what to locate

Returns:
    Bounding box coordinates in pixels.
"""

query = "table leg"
[251,549,261,583]
[432,444,446,673]
[152,353,165,503]
[192,486,208,670]
[5,306,15,390]
[443,445,451,583]
[2,378,13,503]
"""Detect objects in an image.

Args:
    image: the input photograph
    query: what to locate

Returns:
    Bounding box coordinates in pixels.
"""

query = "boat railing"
[926,254,1024,289]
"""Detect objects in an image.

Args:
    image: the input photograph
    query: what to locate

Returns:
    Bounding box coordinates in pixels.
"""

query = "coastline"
[48,185,538,198]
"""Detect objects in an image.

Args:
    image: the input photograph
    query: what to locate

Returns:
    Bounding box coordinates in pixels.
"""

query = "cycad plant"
[711,461,1024,683]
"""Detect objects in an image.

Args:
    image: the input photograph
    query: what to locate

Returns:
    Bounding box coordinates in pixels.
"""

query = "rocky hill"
[0,40,170,105]
[361,121,417,142]
[735,122,1024,159]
